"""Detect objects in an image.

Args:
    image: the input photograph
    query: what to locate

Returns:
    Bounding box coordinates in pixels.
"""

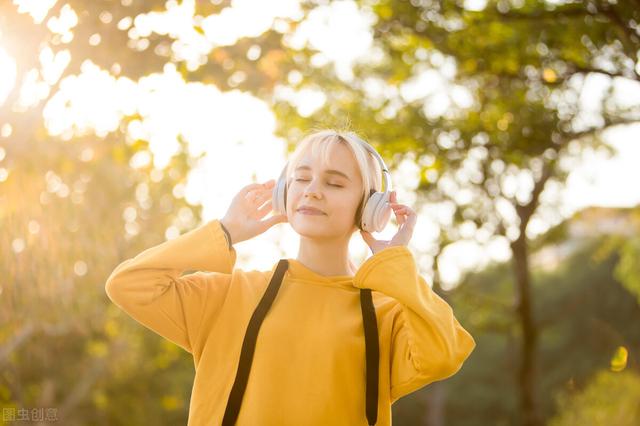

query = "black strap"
[360,288,380,426]
[221,259,379,425]
[221,259,288,425]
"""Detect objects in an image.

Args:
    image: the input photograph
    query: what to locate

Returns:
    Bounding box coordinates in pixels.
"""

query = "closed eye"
[295,178,343,188]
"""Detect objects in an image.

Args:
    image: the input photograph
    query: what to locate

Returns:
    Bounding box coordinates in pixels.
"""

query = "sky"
[1,0,639,288]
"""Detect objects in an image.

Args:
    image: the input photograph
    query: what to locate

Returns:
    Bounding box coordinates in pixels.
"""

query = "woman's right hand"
[220,179,288,245]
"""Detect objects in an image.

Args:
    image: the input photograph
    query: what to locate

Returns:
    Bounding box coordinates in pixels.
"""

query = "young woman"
[105,129,475,426]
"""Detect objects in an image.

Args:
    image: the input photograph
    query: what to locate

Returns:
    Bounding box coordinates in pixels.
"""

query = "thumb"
[265,214,288,228]
[359,229,374,245]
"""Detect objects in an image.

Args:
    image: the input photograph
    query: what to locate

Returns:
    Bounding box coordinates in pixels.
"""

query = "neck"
[296,234,355,277]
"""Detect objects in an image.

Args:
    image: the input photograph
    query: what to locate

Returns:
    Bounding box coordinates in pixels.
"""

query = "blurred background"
[1,0,640,425]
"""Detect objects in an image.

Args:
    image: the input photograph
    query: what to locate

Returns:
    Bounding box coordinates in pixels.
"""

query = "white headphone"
[272,133,393,233]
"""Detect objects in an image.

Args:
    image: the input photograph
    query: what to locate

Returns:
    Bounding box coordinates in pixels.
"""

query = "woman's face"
[286,142,364,239]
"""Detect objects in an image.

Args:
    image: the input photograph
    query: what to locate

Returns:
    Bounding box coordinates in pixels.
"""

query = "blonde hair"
[285,129,385,227]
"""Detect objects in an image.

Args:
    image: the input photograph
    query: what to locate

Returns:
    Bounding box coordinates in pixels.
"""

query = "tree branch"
[561,117,640,141]
[597,2,640,43]
[515,159,555,230]
[491,6,588,21]
[568,65,639,82]
[0,323,36,369]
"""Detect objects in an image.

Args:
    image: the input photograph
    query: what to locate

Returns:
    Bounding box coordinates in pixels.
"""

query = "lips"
[297,206,325,215]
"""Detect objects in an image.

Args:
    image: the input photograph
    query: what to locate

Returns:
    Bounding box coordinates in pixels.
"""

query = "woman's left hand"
[359,191,417,254]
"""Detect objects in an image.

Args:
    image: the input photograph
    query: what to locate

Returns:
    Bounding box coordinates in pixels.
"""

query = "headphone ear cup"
[361,190,391,232]
[361,193,379,233]
[273,174,287,215]
[283,181,287,211]
[374,191,392,231]
[356,189,376,231]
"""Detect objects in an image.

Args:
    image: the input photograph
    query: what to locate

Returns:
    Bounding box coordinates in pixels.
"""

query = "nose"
[303,178,322,199]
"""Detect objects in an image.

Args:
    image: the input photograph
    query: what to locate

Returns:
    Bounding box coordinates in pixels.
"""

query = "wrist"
[219,218,235,249]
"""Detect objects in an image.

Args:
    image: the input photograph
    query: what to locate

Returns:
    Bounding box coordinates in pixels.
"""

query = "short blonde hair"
[285,129,384,227]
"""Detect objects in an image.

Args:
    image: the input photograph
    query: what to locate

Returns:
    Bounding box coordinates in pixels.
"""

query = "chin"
[290,220,328,237]
[291,218,353,239]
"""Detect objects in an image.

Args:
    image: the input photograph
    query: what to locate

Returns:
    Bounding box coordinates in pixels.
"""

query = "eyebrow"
[294,165,352,181]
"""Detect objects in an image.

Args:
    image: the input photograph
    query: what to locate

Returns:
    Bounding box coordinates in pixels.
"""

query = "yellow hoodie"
[105,219,475,425]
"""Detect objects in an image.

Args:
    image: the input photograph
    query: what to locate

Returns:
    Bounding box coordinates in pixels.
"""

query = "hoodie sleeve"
[353,245,476,403]
[105,219,237,354]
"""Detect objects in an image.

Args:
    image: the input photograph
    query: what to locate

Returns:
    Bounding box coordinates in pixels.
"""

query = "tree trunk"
[423,381,446,426]
[510,234,540,426]
[422,274,447,426]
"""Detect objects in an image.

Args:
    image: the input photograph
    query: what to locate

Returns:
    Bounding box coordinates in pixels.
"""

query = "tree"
[446,213,640,425]
[1,2,303,422]
[549,369,640,426]
[272,1,640,423]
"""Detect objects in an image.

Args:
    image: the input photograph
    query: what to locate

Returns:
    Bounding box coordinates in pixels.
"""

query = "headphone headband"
[347,134,392,194]
[280,133,392,194]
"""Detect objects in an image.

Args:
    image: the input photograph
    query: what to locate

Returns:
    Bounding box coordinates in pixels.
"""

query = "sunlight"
[201,0,303,43]
[43,60,133,139]
[562,125,640,211]
[284,0,375,81]
[0,46,17,105]
[463,0,488,12]
[12,0,58,24]
[39,46,71,85]
[129,0,303,71]
[46,3,78,40]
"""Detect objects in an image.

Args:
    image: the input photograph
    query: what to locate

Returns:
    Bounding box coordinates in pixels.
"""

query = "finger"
[398,209,416,231]
[389,202,410,211]
[241,182,266,196]
[256,200,273,217]
[248,183,276,199]
[359,230,375,246]
[396,221,415,243]
[256,180,276,193]
[245,192,259,206]
[393,206,411,226]
[262,213,287,229]
[405,212,417,229]
[391,204,407,214]
[254,190,273,206]
[390,205,407,213]
[246,185,268,196]
[247,192,261,206]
